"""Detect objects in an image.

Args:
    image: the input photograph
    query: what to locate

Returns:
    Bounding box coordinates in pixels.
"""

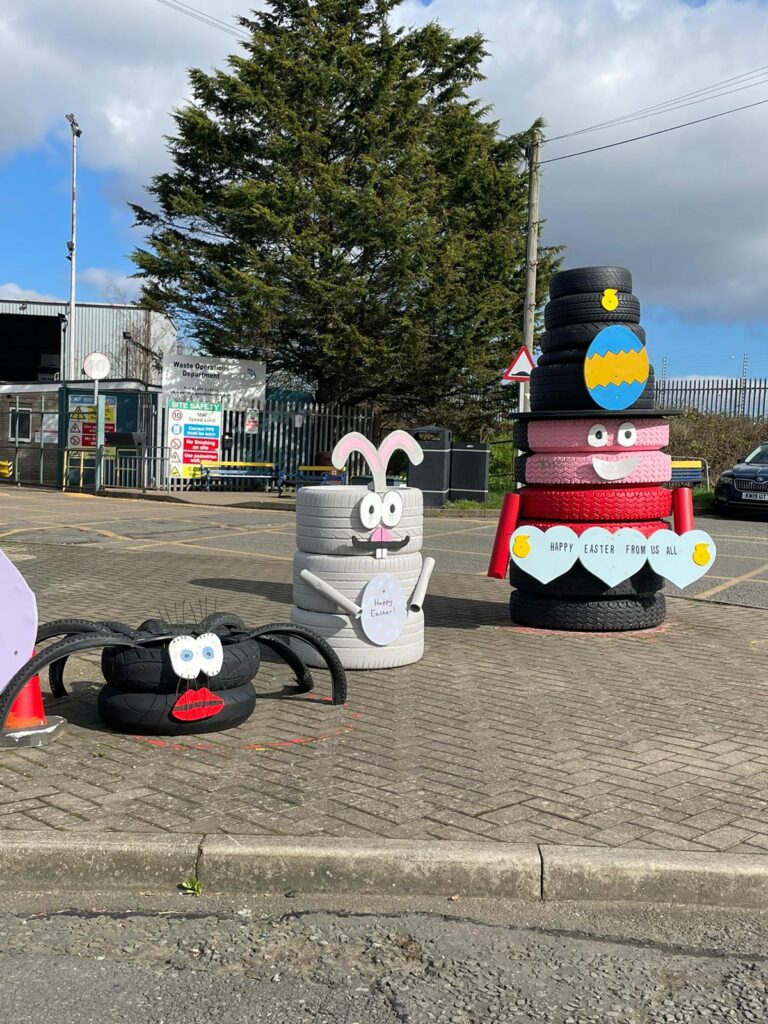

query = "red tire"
[520,486,672,522]
[518,519,669,538]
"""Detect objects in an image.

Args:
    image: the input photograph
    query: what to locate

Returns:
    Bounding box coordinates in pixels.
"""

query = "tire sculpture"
[0,608,348,738]
[488,265,717,631]
[290,431,435,670]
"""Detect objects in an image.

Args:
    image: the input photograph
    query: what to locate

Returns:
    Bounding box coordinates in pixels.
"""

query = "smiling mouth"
[352,535,410,552]
[172,687,224,722]
[592,455,639,481]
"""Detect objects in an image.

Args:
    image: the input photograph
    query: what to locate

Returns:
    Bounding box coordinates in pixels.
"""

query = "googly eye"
[617,422,637,448]
[169,635,202,679]
[359,492,383,530]
[381,490,404,528]
[196,633,223,677]
[587,424,609,448]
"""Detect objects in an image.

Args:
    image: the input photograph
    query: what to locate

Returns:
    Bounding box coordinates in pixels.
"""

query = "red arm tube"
[487,492,520,579]
[672,487,695,534]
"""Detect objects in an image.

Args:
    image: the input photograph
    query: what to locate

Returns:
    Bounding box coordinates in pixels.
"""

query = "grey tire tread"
[293,551,421,613]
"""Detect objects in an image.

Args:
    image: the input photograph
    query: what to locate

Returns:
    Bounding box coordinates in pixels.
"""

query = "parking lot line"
[695,560,768,599]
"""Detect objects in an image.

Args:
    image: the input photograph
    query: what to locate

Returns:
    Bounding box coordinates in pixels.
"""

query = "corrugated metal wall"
[0,300,176,384]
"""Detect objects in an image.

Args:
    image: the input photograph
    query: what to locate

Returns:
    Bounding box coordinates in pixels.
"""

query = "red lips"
[172,687,225,722]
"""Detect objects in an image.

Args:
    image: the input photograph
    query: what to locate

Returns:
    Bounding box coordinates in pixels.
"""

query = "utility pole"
[521,128,543,414]
[65,113,82,382]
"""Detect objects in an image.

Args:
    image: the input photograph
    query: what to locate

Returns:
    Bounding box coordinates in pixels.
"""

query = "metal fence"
[0,395,61,486]
[656,377,768,418]
[157,398,377,491]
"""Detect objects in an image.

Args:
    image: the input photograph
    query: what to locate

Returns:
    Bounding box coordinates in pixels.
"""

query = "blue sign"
[184,424,220,439]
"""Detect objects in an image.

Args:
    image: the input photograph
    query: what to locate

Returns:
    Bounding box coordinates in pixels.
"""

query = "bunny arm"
[299,569,362,618]
[408,556,435,612]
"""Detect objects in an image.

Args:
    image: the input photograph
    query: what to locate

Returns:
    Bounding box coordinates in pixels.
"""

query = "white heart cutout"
[509,526,579,584]
[578,527,649,587]
[647,529,717,589]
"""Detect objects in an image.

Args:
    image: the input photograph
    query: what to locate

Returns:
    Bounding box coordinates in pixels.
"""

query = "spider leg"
[240,624,347,705]
[250,634,314,694]
[0,634,138,730]
[201,612,247,634]
[35,620,139,697]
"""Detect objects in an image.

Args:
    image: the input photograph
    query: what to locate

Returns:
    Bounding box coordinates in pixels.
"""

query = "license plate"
[743,492,768,501]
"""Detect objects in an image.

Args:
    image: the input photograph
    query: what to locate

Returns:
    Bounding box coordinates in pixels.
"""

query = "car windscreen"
[745,444,768,465]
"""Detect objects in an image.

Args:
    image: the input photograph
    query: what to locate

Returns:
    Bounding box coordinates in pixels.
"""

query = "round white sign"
[82,351,111,380]
[360,574,408,646]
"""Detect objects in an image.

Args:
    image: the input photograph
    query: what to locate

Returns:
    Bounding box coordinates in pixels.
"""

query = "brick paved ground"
[1,489,768,853]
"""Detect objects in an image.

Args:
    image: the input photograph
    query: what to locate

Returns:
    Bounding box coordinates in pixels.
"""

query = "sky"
[1,0,767,378]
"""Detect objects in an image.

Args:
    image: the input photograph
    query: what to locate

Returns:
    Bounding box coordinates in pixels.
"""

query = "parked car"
[714,442,768,512]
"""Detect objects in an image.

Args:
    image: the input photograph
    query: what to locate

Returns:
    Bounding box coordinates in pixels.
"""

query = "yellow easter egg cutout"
[601,288,619,311]
[513,534,532,558]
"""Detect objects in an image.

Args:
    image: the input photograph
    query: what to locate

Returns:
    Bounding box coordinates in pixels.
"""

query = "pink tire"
[526,418,669,453]
[520,451,671,486]
[520,485,672,522]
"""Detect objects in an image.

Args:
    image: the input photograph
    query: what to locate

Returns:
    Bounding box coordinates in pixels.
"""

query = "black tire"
[101,636,261,692]
[98,679,257,735]
[512,421,530,452]
[540,322,645,355]
[545,292,641,330]
[537,347,591,367]
[509,561,664,598]
[549,266,632,301]
[529,365,655,412]
[509,591,666,632]
[514,454,528,483]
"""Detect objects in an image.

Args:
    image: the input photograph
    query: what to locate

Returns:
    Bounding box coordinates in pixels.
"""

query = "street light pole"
[65,113,81,382]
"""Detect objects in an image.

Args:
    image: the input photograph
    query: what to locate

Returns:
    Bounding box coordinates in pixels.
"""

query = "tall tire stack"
[510,266,673,632]
[290,486,426,669]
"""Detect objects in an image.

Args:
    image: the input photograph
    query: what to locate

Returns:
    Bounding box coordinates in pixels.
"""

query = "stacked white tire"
[291,486,426,670]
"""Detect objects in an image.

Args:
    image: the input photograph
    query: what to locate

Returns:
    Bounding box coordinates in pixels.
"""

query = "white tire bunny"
[290,430,435,670]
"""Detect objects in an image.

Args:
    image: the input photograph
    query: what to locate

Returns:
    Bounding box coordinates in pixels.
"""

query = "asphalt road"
[0,489,766,608]
[4,892,768,1023]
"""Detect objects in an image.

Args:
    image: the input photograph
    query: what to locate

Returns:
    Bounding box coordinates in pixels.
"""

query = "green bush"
[668,411,768,482]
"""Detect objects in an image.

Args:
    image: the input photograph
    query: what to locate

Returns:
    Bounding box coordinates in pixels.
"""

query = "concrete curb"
[198,837,541,898]
[3,834,768,906]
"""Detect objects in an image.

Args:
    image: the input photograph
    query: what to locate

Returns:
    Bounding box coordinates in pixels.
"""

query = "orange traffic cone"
[0,652,66,748]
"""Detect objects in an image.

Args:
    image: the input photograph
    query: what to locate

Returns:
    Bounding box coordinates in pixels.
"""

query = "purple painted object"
[0,549,37,695]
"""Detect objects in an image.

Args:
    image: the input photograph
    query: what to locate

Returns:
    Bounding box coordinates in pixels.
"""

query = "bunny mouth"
[352,535,410,553]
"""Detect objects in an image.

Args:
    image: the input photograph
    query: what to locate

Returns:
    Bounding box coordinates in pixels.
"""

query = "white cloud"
[0,282,63,302]
[2,0,767,322]
[79,268,143,302]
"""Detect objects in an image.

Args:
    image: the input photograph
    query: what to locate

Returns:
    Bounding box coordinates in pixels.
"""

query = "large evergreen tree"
[131,0,558,433]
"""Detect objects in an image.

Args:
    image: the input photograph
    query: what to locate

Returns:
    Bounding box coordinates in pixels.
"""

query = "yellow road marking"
[695,560,768,599]
[150,540,292,562]
[125,525,288,551]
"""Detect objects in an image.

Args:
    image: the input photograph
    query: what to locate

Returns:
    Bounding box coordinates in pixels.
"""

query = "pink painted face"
[527,418,669,454]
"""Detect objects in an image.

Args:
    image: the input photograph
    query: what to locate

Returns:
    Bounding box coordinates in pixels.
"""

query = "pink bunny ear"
[332,432,387,490]
[377,431,424,476]
[0,549,38,695]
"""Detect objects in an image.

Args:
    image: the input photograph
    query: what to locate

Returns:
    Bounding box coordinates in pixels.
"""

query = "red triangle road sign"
[501,346,536,384]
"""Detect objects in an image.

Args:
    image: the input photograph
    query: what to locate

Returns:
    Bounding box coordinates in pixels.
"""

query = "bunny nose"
[370,527,396,543]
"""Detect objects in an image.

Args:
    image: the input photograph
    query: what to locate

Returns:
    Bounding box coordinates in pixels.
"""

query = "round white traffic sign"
[82,351,111,380]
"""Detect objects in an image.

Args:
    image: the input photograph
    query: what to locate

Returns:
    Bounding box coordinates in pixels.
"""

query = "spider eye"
[196,633,223,677]
[169,635,202,679]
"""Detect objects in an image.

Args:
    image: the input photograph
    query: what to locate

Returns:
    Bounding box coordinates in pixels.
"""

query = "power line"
[541,95,768,164]
[547,73,768,143]
[154,0,250,40]
[548,61,768,141]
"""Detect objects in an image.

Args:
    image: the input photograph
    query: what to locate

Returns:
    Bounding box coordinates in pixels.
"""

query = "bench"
[0,460,13,480]
[294,464,348,488]
[200,461,277,493]
[671,458,709,489]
